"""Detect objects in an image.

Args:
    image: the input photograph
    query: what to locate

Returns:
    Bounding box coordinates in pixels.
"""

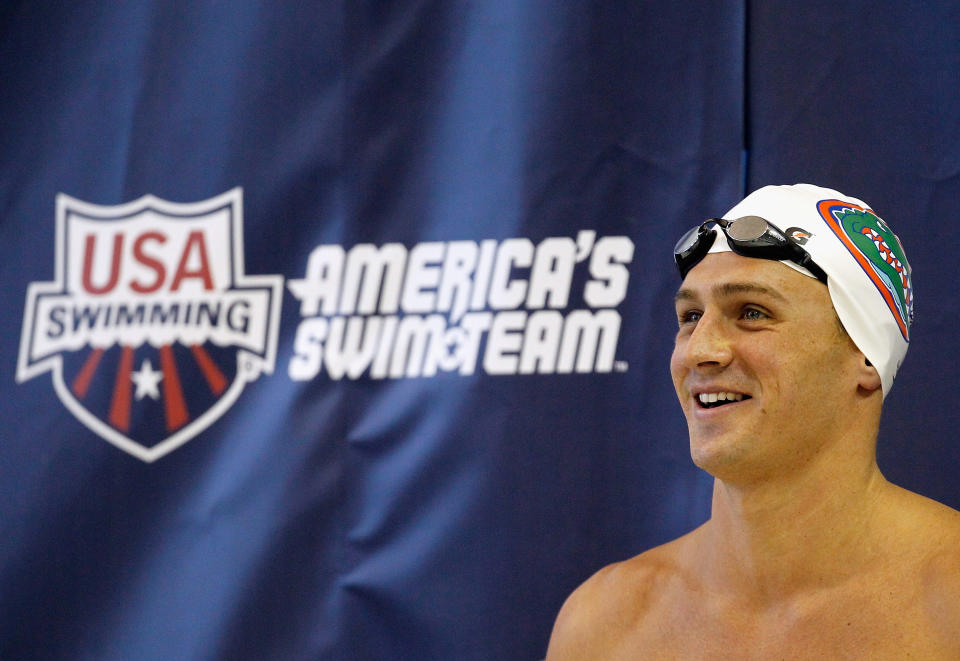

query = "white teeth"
[698,391,744,405]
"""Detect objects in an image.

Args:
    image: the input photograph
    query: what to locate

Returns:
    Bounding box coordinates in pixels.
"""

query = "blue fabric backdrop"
[0,2,956,659]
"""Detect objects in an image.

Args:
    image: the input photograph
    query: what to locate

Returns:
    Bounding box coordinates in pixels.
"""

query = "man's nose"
[684,312,734,368]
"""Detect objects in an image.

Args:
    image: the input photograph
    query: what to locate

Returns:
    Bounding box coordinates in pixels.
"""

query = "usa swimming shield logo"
[16,188,284,462]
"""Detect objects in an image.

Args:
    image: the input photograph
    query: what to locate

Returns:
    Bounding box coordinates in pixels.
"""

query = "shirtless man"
[545,184,960,659]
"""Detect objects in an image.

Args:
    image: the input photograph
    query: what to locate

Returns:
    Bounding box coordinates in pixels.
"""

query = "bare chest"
[602,580,957,660]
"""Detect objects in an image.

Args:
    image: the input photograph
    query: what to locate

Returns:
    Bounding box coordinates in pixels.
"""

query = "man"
[546,184,960,659]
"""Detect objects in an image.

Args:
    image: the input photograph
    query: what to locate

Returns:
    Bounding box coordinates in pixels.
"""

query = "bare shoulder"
[545,534,695,660]
[918,500,960,645]
[889,484,960,553]
[888,486,960,647]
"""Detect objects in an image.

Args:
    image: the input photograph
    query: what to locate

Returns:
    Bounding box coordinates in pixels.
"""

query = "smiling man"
[546,184,960,659]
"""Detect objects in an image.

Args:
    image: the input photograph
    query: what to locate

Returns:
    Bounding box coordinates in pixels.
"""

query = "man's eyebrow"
[674,288,696,304]
[674,281,788,304]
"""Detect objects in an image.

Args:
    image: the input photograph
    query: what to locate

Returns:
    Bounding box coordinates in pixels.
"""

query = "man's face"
[670,252,864,483]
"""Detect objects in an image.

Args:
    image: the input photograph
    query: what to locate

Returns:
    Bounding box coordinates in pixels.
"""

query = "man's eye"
[678,309,702,325]
[741,307,768,321]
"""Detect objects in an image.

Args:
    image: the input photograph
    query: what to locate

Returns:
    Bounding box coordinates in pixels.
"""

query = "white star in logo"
[131,358,163,401]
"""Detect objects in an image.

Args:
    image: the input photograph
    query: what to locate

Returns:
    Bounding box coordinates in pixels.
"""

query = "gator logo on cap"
[817,200,913,341]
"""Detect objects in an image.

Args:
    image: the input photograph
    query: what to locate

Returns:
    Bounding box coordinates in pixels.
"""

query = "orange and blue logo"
[817,200,913,341]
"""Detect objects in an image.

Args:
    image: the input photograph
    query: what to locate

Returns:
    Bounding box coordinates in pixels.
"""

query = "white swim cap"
[707,184,913,396]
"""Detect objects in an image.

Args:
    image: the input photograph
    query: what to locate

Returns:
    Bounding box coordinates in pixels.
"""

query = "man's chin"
[688,433,756,478]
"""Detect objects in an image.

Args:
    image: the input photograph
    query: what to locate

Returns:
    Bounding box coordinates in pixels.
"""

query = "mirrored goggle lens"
[725,215,770,242]
[674,222,713,258]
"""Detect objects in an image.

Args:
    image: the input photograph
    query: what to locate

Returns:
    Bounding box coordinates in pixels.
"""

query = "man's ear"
[857,356,882,392]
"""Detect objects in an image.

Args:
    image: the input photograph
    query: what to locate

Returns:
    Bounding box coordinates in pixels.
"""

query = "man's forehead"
[674,280,789,304]
[674,253,820,304]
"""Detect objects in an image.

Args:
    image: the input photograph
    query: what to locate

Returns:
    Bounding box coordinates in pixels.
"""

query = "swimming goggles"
[673,215,829,284]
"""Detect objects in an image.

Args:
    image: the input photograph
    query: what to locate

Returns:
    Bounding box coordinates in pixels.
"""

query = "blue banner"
[0,2,956,659]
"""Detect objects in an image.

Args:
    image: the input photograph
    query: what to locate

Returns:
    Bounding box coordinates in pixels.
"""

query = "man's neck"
[697,451,891,603]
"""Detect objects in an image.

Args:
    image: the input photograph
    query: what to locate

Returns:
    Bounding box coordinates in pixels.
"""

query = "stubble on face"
[670,253,862,485]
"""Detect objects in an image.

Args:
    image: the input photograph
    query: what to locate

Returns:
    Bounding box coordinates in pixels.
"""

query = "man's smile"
[695,391,752,409]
